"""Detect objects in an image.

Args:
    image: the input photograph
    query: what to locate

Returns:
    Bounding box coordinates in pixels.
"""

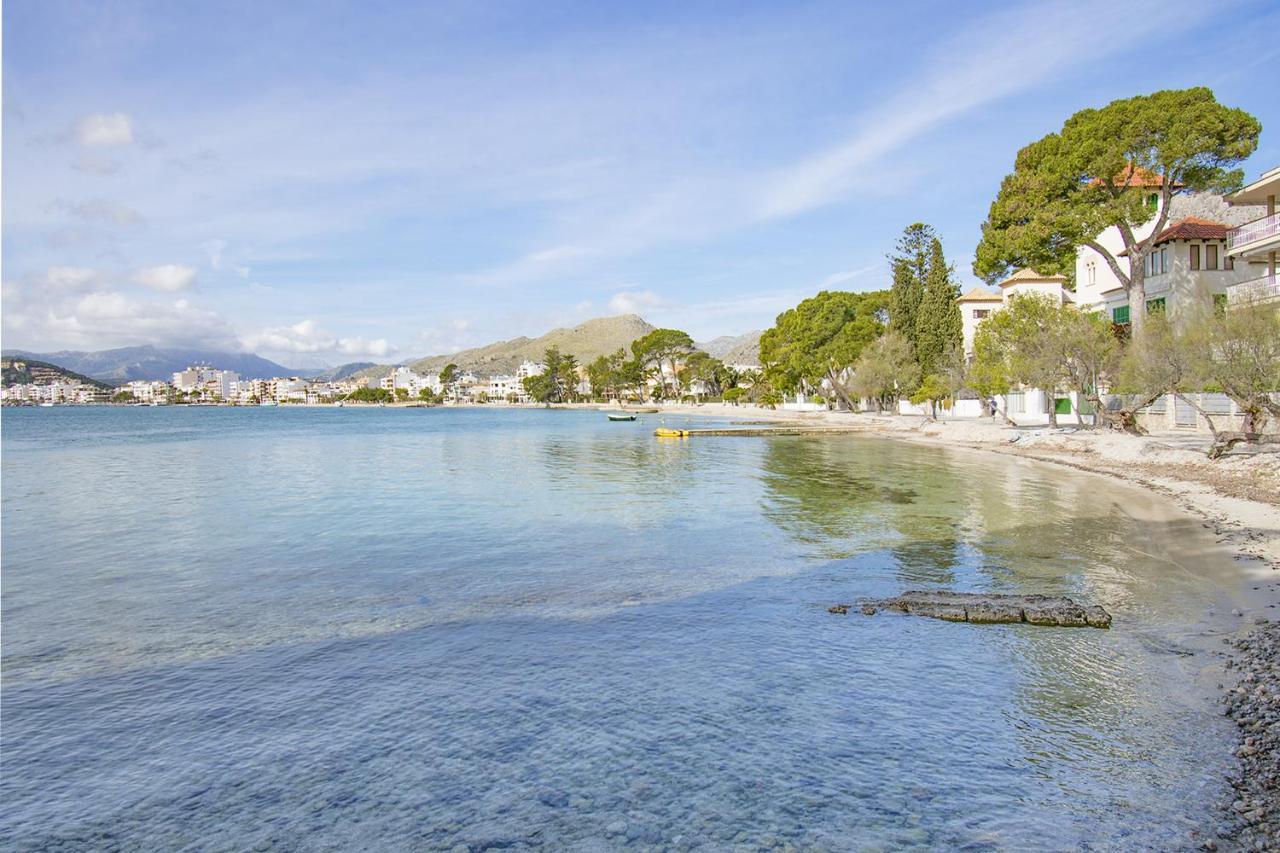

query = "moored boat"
[607,413,637,422]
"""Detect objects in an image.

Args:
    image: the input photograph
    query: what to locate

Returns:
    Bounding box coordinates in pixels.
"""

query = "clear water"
[0,407,1244,851]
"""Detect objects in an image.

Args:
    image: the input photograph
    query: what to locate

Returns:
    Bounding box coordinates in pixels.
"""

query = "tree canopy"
[631,328,694,398]
[973,87,1260,337]
[758,289,886,409]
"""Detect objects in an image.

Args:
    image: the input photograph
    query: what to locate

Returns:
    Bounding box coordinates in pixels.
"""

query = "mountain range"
[6,316,764,387]
[0,346,323,385]
[694,330,762,366]
[355,315,662,381]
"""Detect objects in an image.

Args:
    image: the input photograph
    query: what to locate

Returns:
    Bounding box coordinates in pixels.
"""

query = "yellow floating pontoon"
[654,428,689,438]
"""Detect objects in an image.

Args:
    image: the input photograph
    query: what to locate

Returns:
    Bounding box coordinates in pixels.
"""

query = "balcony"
[1227,211,1280,255]
[1226,274,1280,304]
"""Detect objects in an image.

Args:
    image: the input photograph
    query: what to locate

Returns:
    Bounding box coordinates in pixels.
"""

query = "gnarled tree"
[974,87,1259,339]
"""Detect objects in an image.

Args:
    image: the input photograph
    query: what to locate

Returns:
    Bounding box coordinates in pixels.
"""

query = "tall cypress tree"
[916,235,962,376]
[915,237,962,376]
[888,223,934,353]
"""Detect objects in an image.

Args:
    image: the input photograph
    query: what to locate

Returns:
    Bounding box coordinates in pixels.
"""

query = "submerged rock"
[844,590,1112,629]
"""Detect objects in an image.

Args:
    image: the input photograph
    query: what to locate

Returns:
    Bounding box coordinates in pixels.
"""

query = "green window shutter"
[1112,305,1130,324]
[1146,297,1166,313]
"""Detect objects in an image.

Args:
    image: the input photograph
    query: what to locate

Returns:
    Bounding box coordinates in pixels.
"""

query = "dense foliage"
[973,87,1260,338]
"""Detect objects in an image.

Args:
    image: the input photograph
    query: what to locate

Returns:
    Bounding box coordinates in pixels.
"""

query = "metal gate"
[1174,395,1197,428]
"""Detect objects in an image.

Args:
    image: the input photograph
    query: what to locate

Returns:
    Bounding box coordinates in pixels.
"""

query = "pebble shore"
[1220,621,1280,851]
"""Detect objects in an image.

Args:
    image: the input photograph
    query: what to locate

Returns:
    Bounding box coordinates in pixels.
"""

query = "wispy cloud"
[74,112,133,147]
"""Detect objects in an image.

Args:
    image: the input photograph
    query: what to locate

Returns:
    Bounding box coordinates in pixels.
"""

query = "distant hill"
[697,330,761,366]
[394,314,658,377]
[2,356,113,389]
[310,362,378,382]
[1,346,313,383]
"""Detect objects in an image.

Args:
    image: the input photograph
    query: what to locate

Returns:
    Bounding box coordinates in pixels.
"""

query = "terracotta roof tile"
[1118,216,1230,255]
[957,287,1002,302]
[997,268,1068,287]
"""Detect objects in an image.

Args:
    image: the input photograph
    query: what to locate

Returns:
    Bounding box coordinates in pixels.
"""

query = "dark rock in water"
[827,604,849,615]
[854,590,1112,629]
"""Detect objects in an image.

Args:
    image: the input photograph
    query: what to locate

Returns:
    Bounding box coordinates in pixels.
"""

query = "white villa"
[1224,165,1280,304]
[958,268,1072,357]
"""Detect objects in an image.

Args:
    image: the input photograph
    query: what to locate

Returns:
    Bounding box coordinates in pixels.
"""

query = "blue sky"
[4,0,1279,366]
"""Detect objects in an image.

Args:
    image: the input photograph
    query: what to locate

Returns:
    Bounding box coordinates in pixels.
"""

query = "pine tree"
[888,223,934,353]
[915,237,962,376]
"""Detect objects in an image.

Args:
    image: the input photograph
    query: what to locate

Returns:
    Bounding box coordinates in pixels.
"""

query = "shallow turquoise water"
[0,407,1244,850]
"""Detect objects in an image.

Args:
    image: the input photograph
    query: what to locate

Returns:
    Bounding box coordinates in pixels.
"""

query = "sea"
[0,406,1251,850]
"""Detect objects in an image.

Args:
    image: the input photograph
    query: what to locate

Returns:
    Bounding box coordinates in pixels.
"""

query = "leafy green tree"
[1185,298,1280,457]
[523,346,580,403]
[631,329,694,399]
[418,387,437,403]
[909,374,951,420]
[974,87,1260,338]
[915,238,962,377]
[439,363,459,400]
[722,387,746,406]
[394,388,409,402]
[1060,307,1120,427]
[849,331,919,413]
[349,386,393,403]
[112,390,136,403]
[971,294,1069,426]
[758,290,885,410]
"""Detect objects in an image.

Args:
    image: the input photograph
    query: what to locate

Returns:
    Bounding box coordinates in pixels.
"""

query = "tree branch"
[1083,238,1131,289]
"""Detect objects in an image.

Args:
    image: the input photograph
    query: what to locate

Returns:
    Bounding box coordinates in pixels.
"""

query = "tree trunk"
[825,367,856,412]
[1045,390,1058,428]
[1128,264,1147,340]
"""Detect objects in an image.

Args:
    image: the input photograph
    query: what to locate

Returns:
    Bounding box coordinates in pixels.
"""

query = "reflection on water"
[0,407,1245,849]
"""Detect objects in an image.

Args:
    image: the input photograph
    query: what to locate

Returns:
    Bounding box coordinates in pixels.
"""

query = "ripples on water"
[0,407,1242,850]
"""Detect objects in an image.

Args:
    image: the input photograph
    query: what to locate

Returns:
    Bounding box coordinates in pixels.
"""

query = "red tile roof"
[1119,216,1230,255]
[1150,216,1229,242]
[1087,164,1181,189]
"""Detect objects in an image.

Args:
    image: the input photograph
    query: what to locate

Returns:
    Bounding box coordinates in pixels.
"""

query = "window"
[1190,244,1200,270]
[1226,253,1234,271]
[973,309,990,319]
[1160,247,1167,274]
[1146,193,1159,209]
[1147,297,1166,313]
[1087,263,1096,286]
[1206,244,1218,270]
[1112,305,1130,324]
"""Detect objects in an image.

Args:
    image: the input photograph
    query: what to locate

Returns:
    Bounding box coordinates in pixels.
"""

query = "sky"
[4,0,1279,367]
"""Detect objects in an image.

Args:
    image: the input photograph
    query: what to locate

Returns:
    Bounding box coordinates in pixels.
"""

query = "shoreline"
[653,401,1280,849]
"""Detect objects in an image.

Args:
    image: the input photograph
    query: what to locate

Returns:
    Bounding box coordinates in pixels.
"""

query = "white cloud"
[41,266,102,291]
[75,112,134,147]
[5,287,241,351]
[607,289,666,314]
[244,319,392,358]
[132,264,197,292]
[818,264,879,289]
[755,0,1205,219]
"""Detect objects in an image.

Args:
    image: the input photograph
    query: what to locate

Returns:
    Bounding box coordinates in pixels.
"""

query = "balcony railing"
[1226,274,1280,304]
[1227,211,1280,251]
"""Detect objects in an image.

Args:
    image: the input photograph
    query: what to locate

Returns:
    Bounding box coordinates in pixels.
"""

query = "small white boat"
[38,402,55,407]
[259,400,278,407]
